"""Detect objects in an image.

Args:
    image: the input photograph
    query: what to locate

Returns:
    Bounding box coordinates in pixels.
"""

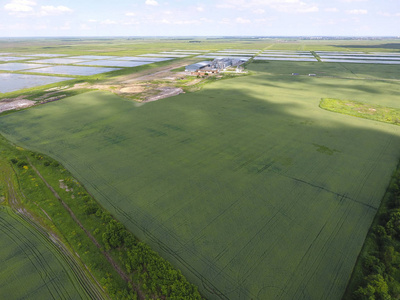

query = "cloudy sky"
[0,0,399,37]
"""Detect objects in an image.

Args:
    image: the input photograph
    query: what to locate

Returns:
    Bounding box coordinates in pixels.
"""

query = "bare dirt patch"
[144,87,183,102]
[119,85,146,94]
[0,98,35,113]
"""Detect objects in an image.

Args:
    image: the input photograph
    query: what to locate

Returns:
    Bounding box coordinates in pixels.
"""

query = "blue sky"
[0,0,399,37]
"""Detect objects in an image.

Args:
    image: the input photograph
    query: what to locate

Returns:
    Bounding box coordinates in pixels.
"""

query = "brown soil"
[83,60,197,103]
[144,87,183,103]
[119,85,146,94]
[0,98,35,113]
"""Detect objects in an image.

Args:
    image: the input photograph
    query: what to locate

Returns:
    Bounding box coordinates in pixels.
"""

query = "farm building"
[185,61,212,72]
[186,58,246,75]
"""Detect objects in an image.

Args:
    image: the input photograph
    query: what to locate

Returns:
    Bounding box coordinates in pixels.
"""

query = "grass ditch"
[0,134,202,299]
[320,98,400,126]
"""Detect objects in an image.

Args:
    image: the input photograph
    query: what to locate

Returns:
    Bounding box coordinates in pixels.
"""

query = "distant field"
[0,207,91,299]
[1,60,400,299]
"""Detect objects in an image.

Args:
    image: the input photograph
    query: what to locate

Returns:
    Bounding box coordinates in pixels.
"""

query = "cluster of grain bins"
[186,57,248,75]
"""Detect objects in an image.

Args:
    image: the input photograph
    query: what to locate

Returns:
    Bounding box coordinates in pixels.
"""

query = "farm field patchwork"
[254,57,317,61]
[197,55,252,60]
[259,54,315,57]
[139,53,188,57]
[114,56,173,62]
[30,58,90,64]
[29,65,121,76]
[68,55,118,60]
[321,59,400,64]
[206,53,256,57]
[318,55,400,60]
[0,56,30,62]
[76,60,151,68]
[0,73,73,93]
[0,63,49,71]
[1,61,400,299]
[161,51,201,55]
[0,207,91,299]
[220,49,261,53]
[24,54,67,57]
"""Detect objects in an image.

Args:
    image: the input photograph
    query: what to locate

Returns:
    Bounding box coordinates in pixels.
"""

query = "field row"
[1,60,400,299]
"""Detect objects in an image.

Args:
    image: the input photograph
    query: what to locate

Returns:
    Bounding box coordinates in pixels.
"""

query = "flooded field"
[115,56,173,62]
[319,55,400,60]
[31,58,90,64]
[254,57,317,61]
[221,49,261,53]
[24,54,67,57]
[208,52,256,56]
[68,55,118,60]
[76,60,151,68]
[161,52,200,55]
[0,63,49,71]
[197,55,251,60]
[321,59,400,64]
[30,65,121,76]
[0,73,73,93]
[0,57,30,62]
[262,51,311,54]
[258,54,315,57]
[139,53,187,57]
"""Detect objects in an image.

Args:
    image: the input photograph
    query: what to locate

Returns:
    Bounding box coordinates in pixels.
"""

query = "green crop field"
[1,59,400,299]
[0,206,94,299]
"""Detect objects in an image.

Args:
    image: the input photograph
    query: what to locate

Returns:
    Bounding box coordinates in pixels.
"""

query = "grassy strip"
[0,88,91,117]
[0,137,108,299]
[343,161,400,299]
[1,134,202,299]
[320,98,400,126]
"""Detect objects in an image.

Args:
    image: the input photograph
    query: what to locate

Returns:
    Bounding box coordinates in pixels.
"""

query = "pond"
[29,65,121,76]
[76,60,151,68]
[0,73,73,93]
[0,63,50,71]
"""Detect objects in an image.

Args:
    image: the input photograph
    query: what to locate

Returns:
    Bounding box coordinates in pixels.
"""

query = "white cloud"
[219,18,231,24]
[125,12,136,16]
[196,6,204,12]
[236,17,251,23]
[217,0,319,14]
[346,9,368,15]
[378,11,400,17]
[101,19,118,25]
[5,1,72,17]
[297,6,318,13]
[253,8,265,14]
[340,0,367,2]
[145,0,158,6]
[80,24,91,30]
[88,19,97,23]
[325,8,339,12]
[199,17,213,23]
[124,20,140,25]
[216,3,235,9]
[59,22,71,30]
[39,6,72,16]
[4,0,36,12]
